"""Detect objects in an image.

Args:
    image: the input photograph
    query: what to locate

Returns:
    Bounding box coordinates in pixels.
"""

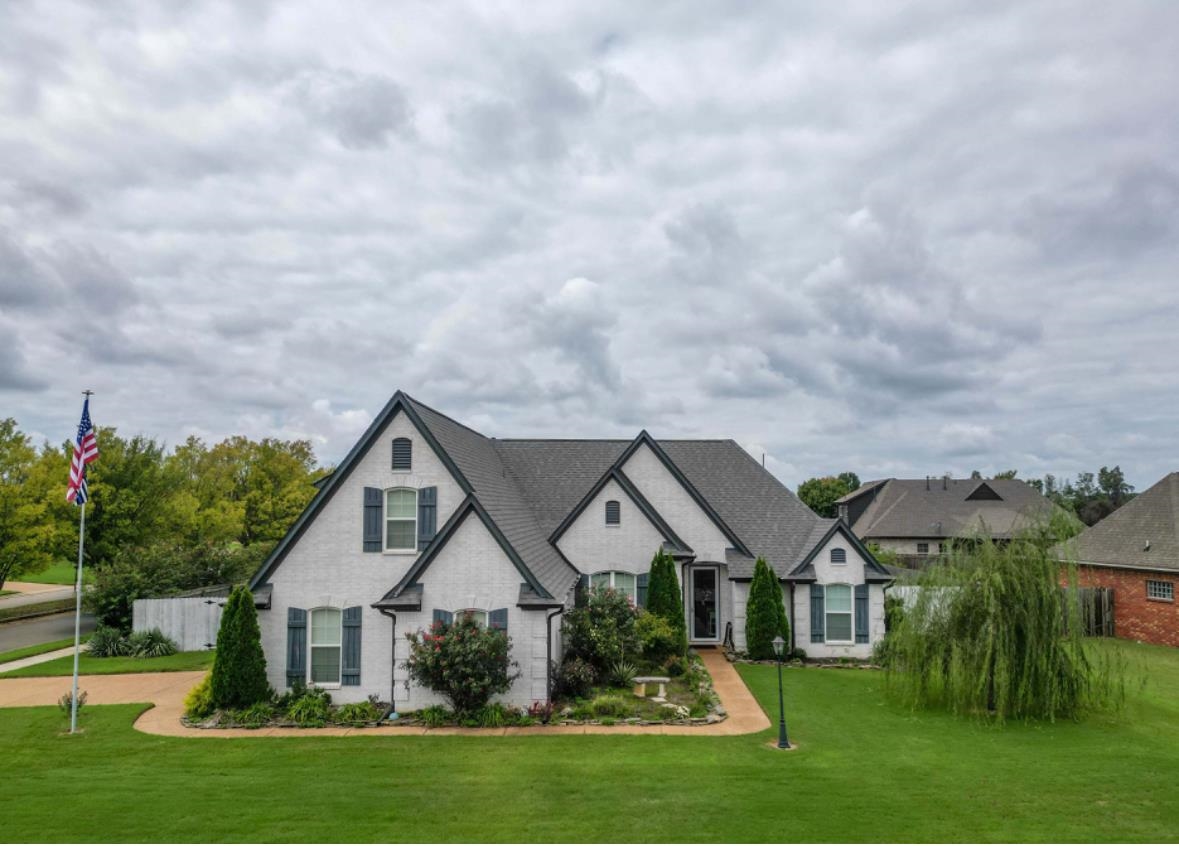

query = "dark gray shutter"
[418,486,437,551]
[432,608,453,627]
[810,584,825,643]
[286,607,307,686]
[854,584,869,643]
[342,606,362,685]
[392,437,412,470]
[605,500,621,524]
[575,574,590,607]
[636,572,649,608]
[489,608,508,631]
[363,487,383,552]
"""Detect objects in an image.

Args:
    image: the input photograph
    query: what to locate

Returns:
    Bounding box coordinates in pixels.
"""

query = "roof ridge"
[403,393,491,440]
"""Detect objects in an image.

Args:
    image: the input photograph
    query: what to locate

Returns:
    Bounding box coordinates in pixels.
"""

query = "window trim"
[824,583,854,645]
[1146,580,1174,602]
[916,542,930,555]
[391,437,412,471]
[589,570,637,604]
[605,499,621,526]
[384,487,418,554]
[309,606,342,688]
[830,547,847,564]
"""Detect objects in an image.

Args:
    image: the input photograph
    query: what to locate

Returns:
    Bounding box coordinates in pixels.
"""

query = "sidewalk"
[0,648,771,739]
[0,583,77,610]
[0,646,80,674]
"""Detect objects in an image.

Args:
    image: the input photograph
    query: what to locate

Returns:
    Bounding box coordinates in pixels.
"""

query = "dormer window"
[605,500,621,526]
[830,547,847,564]
[392,437,412,471]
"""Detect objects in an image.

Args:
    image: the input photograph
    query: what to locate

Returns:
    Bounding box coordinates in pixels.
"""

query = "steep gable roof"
[785,520,892,583]
[249,391,576,600]
[251,390,855,597]
[660,440,827,579]
[249,391,473,591]
[1058,472,1179,573]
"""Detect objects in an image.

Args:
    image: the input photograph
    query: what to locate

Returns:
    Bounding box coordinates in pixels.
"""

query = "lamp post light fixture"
[772,634,791,749]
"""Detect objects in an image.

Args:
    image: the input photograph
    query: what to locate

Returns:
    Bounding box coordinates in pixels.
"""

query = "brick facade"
[1073,565,1179,648]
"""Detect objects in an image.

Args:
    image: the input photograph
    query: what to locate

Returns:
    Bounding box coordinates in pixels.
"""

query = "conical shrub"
[210,585,270,709]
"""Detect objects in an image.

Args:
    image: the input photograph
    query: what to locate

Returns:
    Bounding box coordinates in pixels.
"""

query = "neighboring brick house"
[1055,472,1179,648]
[247,390,891,711]
[835,476,1066,566]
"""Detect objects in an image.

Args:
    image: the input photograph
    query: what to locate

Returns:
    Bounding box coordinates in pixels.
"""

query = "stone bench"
[633,676,671,701]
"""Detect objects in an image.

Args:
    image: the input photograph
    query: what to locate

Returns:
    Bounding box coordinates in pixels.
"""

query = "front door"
[690,567,718,641]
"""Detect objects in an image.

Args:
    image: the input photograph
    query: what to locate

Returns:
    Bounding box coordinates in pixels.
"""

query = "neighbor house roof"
[837,477,1063,541]
[1055,472,1179,573]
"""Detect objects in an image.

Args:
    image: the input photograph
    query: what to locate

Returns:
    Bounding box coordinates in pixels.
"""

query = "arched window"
[454,609,489,628]
[830,547,847,564]
[605,500,621,525]
[590,571,636,603]
[392,437,412,470]
[384,488,418,552]
[309,607,342,685]
[824,584,853,643]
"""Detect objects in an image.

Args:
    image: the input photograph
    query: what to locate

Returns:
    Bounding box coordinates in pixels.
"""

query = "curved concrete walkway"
[0,648,770,738]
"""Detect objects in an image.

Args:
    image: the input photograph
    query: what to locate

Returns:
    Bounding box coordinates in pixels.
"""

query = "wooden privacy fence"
[133,596,223,651]
[1074,586,1115,638]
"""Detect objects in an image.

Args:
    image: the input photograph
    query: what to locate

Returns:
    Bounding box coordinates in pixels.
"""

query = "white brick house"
[249,391,891,709]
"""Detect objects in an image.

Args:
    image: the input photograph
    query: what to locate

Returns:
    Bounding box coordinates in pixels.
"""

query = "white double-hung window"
[310,607,342,685]
[825,584,853,643]
[385,488,417,552]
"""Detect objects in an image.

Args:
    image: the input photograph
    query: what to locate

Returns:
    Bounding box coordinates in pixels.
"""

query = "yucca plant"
[87,624,130,657]
[884,530,1124,722]
[126,628,178,658]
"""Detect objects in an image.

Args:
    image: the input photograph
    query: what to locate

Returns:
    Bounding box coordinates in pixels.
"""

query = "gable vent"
[392,437,412,471]
[605,500,621,525]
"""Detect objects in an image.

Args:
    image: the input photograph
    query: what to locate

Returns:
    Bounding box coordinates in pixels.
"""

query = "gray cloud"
[291,69,413,150]
[1,0,1177,492]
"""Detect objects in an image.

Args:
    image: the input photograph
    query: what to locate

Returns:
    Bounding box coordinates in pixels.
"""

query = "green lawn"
[0,637,89,666]
[19,559,92,585]
[0,650,213,679]
[0,642,1176,842]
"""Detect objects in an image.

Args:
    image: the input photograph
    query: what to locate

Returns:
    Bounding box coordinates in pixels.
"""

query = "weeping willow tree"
[884,530,1123,722]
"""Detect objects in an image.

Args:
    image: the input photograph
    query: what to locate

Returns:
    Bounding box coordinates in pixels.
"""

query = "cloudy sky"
[2,1,1177,491]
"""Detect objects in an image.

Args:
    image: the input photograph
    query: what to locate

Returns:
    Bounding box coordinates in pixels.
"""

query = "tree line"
[0,417,325,625]
[796,466,1135,527]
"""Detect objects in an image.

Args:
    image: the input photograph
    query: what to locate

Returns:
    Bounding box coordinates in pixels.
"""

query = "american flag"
[66,397,98,505]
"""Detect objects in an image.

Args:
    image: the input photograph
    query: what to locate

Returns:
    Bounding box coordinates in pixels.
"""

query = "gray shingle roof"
[493,436,831,580]
[407,398,581,600]
[659,441,829,579]
[1057,472,1179,572]
[841,478,1063,540]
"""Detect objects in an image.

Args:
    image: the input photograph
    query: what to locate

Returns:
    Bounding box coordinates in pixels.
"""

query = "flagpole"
[69,387,94,736]
[70,500,85,734]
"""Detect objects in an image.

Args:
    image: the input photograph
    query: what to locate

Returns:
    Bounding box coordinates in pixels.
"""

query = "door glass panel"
[692,569,717,640]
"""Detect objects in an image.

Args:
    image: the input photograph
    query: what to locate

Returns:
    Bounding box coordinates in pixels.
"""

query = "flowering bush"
[561,587,640,675]
[404,616,519,716]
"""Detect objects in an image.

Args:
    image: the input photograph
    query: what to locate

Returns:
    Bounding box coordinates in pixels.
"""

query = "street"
[0,612,96,652]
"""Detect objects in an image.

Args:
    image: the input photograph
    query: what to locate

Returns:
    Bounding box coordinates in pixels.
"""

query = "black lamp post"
[772,634,791,749]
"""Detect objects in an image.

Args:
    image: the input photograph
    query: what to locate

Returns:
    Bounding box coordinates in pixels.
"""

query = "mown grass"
[17,560,93,585]
[0,650,213,679]
[0,637,89,666]
[0,641,1175,842]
